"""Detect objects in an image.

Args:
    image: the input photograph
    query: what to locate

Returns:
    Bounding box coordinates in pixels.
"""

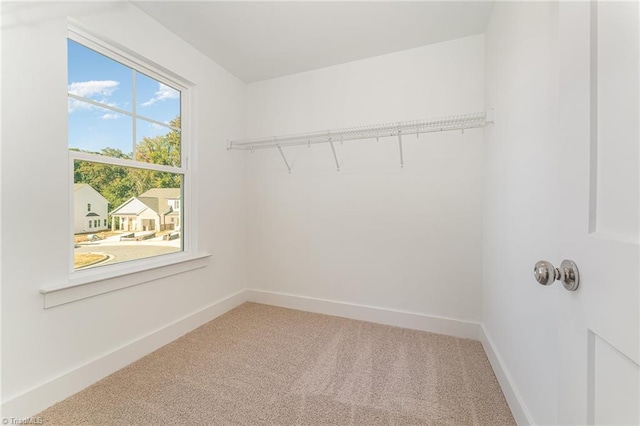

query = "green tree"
[131,117,182,193]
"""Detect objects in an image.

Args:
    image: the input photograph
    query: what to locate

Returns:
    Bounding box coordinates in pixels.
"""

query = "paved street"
[75,236,181,267]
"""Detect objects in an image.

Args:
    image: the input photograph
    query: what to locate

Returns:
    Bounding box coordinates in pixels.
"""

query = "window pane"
[68,39,132,112]
[74,160,183,271]
[68,99,134,158]
[136,72,180,125]
[135,119,181,167]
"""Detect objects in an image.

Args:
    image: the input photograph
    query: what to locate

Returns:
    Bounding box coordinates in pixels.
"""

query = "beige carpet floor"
[38,303,515,425]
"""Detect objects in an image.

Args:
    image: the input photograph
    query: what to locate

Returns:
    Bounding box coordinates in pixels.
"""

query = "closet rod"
[228,110,492,151]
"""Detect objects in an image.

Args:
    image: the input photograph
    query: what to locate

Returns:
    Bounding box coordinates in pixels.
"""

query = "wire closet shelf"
[228,110,493,172]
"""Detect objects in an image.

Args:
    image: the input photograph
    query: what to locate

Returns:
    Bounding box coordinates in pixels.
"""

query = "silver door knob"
[533,260,579,291]
[534,260,559,285]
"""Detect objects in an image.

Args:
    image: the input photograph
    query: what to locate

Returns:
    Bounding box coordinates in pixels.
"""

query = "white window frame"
[40,25,209,309]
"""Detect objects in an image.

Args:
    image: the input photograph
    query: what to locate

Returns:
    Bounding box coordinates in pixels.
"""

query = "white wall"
[483,3,560,425]
[1,2,247,416]
[245,35,485,322]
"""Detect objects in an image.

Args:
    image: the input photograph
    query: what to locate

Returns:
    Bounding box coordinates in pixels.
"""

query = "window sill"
[40,252,212,308]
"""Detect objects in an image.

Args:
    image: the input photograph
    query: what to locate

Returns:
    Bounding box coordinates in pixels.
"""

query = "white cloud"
[68,80,120,113]
[101,113,119,120]
[141,83,179,107]
[68,80,119,98]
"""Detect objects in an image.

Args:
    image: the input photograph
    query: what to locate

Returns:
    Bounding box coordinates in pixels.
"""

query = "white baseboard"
[479,325,534,426]
[245,289,482,340]
[1,289,249,420]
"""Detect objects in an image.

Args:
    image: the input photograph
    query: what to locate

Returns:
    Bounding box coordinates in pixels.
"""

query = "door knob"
[533,260,579,291]
[534,260,559,286]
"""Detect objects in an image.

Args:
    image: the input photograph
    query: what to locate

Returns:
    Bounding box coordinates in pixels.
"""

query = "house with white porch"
[110,188,181,232]
[74,184,109,234]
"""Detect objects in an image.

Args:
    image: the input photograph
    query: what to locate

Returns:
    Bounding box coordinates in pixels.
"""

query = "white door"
[557,2,639,424]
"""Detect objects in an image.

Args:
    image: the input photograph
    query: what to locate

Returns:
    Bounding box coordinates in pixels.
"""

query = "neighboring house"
[74,184,109,234]
[110,188,181,232]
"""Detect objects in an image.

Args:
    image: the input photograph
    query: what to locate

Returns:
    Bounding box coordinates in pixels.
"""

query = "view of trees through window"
[69,37,185,271]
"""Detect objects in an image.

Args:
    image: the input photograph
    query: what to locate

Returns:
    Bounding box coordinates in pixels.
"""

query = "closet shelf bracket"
[329,139,340,172]
[276,144,292,174]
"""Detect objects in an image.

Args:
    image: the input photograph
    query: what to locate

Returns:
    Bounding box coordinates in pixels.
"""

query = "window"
[68,32,187,272]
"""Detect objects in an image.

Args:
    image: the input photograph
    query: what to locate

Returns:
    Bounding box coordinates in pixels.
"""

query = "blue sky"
[67,39,180,157]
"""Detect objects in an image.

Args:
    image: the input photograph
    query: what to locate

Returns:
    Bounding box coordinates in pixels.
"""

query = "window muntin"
[68,101,132,155]
[135,118,181,167]
[68,39,132,112]
[67,39,182,166]
[135,71,181,124]
[68,34,187,273]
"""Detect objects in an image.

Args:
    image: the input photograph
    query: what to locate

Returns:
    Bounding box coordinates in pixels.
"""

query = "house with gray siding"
[110,188,181,232]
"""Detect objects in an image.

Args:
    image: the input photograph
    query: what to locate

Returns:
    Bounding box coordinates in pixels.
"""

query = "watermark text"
[1,417,44,425]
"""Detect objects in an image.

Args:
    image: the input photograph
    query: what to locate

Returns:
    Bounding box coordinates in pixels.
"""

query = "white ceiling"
[133,1,494,83]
